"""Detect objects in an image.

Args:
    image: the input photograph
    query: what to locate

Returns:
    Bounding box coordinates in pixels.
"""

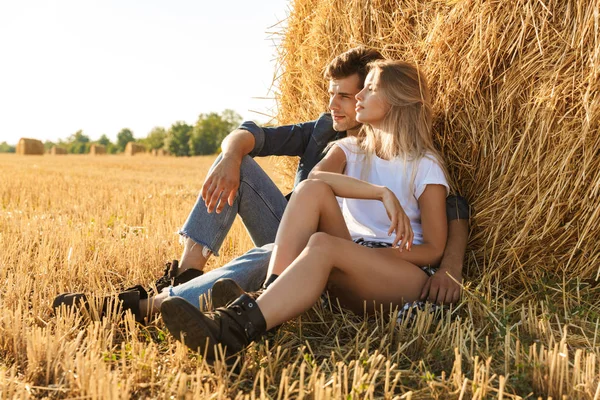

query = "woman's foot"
[160,294,266,360]
[210,278,246,309]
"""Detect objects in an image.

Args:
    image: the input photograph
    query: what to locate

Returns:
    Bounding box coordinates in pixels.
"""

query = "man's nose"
[329,95,339,110]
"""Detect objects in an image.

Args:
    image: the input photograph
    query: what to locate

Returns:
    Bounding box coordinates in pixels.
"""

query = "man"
[54,47,469,320]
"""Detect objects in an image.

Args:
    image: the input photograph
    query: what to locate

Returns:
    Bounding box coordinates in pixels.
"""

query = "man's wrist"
[221,151,244,164]
[438,256,464,275]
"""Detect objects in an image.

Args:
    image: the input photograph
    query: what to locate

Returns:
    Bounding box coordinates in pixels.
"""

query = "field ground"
[0,154,598,399]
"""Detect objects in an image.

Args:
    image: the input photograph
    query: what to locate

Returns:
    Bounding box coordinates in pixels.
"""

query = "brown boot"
[161,294,266,361]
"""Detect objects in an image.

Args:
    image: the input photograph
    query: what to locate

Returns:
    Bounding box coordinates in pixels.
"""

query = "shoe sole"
[161,297,219,360]
[211,279,245,309]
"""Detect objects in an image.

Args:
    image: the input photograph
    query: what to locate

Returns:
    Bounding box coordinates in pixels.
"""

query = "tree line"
[0,109,243,156]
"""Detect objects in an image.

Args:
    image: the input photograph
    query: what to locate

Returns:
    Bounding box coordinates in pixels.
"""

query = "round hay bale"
[50,146,67,155]
[16,138,44,155]
[276,0,600,287]
[90,144,107,155]
[125,142,146,156]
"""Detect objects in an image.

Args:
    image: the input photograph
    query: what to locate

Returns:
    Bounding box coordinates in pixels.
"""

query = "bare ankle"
[179,238,211,274]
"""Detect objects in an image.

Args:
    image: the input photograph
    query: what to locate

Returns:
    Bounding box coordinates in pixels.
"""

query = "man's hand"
[201,155,242,214]
[420,267,462,305]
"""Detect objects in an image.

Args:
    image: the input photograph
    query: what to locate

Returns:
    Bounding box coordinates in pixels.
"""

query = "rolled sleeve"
[446,194,471,221]
[238,121,266,157]
[237,119,317,157]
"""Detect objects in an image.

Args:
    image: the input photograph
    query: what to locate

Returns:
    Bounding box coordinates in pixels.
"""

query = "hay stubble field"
[1,153,599,399]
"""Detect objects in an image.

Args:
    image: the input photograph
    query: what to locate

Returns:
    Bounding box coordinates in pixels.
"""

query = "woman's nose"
[355,89,364,101]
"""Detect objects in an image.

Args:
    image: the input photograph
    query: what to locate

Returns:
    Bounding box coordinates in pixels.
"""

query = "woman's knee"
[306,232,336,258]
[294,179,333,198]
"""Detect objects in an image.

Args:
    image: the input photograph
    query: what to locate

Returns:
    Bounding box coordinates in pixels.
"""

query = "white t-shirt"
[336,137,449,245]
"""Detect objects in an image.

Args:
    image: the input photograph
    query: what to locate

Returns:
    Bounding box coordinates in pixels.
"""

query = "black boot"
[210,274,278,310]
[52,289,145,323]
[129,260,203,297]
[161,294,267,361]
[211,278,246,309]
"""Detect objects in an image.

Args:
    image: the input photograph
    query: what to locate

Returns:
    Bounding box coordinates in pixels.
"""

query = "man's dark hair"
[324,46,385,87]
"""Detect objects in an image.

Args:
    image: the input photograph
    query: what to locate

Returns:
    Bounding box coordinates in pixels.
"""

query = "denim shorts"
[353,238,438,277]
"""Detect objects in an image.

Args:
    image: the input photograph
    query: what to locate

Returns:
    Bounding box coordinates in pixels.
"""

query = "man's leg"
[177,154,287,274]
[142,244,273,315]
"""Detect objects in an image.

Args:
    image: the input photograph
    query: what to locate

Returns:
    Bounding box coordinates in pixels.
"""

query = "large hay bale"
[277,0,600,287]
[151,148,168,156]
[50,146,67,155]
[125,142,145,156]
[16,138,44,155]
[90,144,106,155]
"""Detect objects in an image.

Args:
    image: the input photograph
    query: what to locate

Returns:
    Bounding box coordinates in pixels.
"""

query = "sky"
[0,0,290,145]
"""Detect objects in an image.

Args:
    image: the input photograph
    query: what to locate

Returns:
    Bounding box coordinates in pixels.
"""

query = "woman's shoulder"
[335,136,361,153]
[417,152,444,169]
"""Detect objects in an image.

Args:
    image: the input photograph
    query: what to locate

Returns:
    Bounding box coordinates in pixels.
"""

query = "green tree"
[116,128,134,152]
[68,130,91,154]
[0,142,16,153]
[189,109,242,156]
[43,140,56,152]
[165,122,193,157]
[144,127,167,150]
[98,134,111,147]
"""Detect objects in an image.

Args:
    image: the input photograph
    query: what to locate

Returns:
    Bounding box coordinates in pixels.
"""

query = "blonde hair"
[354,60,448,192]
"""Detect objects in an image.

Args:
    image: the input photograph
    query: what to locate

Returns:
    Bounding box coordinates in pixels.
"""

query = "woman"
[161,60,449,359]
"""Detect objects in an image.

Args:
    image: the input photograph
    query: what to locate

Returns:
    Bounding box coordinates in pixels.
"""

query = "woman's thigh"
[323,237,429,314]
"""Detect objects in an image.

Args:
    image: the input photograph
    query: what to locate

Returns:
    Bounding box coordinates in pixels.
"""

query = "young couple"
[54,47,469,358]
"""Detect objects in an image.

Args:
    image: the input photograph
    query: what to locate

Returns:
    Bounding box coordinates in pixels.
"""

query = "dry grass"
[275,0,600,293]
[49,147,67,156]
[2,0,600,396]
[90,145,107,156]
[0,154,598,398]
[16,139,44,156]
[125,143,146,156]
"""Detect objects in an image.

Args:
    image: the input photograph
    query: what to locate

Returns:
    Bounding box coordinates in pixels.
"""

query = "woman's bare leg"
[257,232,429,330]
[267,179,351,277]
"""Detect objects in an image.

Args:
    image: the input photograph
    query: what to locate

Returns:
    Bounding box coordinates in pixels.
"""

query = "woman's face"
[355,70,390,129]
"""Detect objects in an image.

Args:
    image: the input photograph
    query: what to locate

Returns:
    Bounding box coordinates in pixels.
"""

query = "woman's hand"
[381,188,413,251]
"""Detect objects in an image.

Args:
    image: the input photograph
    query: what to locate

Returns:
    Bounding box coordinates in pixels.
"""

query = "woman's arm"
[382,184,448,267]
[310,146,414,249]
[308,143,346,175]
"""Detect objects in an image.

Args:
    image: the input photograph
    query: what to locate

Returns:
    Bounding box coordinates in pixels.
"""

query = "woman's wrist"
[377,186,390,201]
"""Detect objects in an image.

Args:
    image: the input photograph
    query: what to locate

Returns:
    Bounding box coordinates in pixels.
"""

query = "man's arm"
[202,117,319,214]
[202,129,255,214]
[420,195,470,305]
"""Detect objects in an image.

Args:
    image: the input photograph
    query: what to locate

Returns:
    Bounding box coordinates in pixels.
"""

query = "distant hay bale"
[16,138,44,155]
[50,146,67,155]
[90,144,107,155]
[151,148,168,156]
[125,142,145,156]
[277,0,600,288]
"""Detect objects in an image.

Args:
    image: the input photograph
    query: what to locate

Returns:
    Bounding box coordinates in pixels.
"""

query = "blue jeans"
[169,244,274,308]
[171,155,287,308]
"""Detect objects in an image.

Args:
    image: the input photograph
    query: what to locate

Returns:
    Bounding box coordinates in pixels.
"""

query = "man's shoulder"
[295,112,333,130]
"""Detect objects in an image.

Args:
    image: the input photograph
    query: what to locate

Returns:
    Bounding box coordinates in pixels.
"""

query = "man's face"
[328,73,362,132]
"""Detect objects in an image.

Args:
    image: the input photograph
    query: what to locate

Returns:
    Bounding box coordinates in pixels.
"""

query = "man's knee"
[239,155,262,175]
